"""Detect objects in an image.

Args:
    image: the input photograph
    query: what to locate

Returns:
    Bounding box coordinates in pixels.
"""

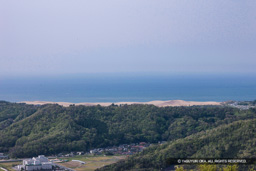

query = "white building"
[71,160,85,164]
[17,155,53,171]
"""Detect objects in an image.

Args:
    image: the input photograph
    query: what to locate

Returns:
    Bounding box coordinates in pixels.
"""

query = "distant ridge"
[20,100,221,107]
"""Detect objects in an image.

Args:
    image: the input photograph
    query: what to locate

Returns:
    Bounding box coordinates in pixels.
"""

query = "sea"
[0,73,255,103]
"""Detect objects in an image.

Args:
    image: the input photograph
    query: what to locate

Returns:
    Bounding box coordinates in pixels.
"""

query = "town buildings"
[0,153,8,160]
[17,155,53,171]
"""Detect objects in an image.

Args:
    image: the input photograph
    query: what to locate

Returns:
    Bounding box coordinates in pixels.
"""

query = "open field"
[57,155,126,171]
[0,161,22,171]
[0,155,125,171]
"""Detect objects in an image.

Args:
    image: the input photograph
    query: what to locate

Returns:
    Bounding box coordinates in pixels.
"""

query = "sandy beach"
[20,100,221,107]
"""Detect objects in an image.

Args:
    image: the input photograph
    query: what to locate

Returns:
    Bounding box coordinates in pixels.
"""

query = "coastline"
[19,100,222,107]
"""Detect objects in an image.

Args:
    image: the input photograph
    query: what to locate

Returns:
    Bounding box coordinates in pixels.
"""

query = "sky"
[1,0,256,77]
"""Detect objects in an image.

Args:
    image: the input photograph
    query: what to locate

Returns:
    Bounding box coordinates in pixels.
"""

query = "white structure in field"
[17,155,53,171]
[0,152,8,159]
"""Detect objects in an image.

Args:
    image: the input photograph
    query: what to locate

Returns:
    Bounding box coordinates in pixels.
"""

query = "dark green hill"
[0,102,255,158]
[0,101,40,130]
[98,118,256,171]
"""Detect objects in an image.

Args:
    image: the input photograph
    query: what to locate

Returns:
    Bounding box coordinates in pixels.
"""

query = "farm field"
[0,161,22,171]
[58,155,127,171]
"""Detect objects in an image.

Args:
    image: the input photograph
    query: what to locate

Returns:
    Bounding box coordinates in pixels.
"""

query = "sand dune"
[20,100,221,107]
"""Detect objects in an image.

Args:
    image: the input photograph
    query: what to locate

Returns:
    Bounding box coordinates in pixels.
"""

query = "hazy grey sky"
[1,0,256,76]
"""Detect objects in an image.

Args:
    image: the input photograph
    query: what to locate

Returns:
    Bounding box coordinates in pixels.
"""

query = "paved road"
[0,167,8,171]
[0,160,22,163]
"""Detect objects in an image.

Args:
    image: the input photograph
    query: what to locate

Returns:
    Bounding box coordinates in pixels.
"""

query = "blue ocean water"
[0,74,255,103]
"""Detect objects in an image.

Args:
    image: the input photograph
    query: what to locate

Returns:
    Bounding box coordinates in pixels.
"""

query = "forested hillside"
[98,118,256,170]
[0,101,255,158]
[0,101,40,130]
